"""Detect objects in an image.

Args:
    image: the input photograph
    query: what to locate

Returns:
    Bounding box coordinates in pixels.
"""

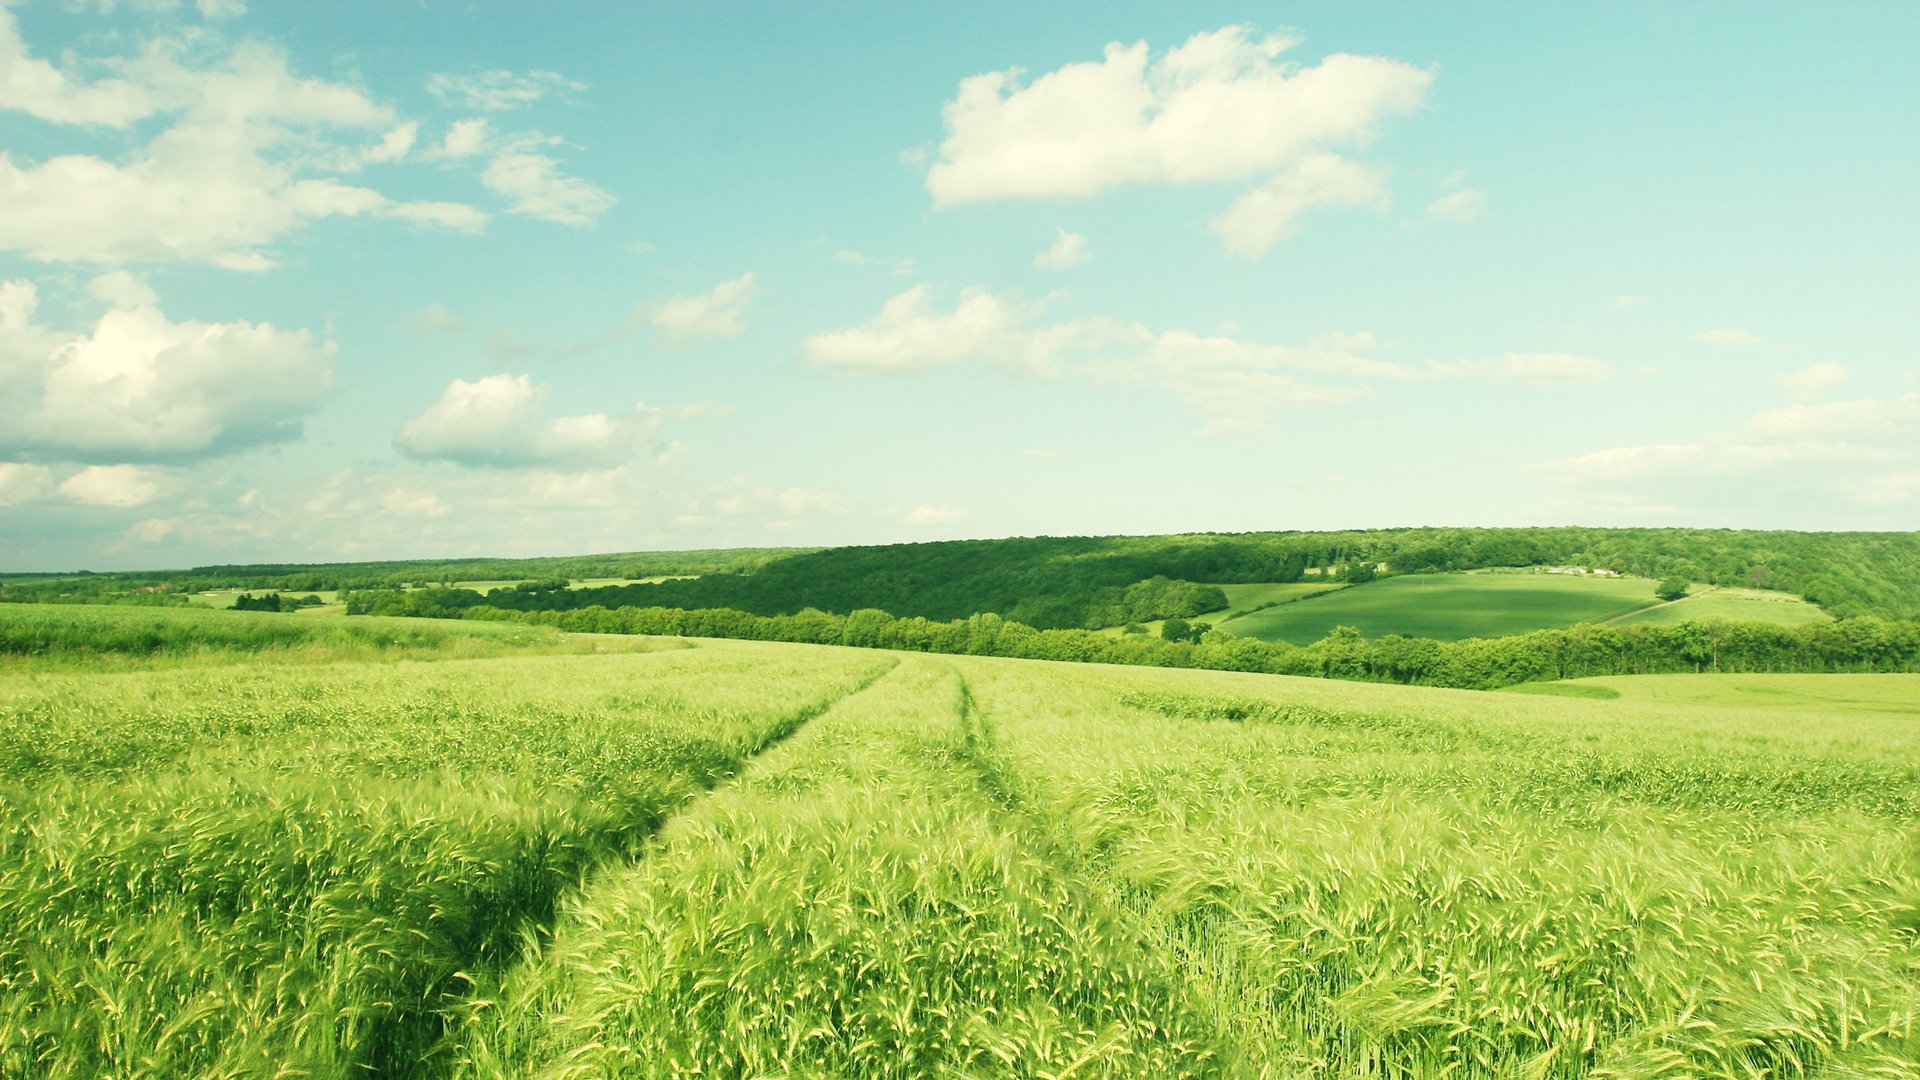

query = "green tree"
[1656,576,1690,602]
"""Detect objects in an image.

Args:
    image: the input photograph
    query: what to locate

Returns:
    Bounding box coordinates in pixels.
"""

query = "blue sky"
[1,1,1915,570]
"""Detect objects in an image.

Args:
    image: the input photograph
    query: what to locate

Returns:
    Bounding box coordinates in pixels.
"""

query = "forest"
[323,527,1920,627]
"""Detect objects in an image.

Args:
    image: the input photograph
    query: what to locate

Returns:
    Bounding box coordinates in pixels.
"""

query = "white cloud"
[901,504,965,526]
[436,117,492,158]
[926,26,1428,252]
[805,285,1612,432]
[1422,187,1485,222]
[353,122,417,167]
[1428,352,1614,385]
[58,464,167,507]
[0,276,334,462]
[1211,153,1387,257]
[647,273,758,348]
[1689,328,1762,347]
[801,285,1140,376]
[1033,228,1090,270]
[395,372,666,470]
[197,0,247,19]
[400,301,468,335]
[1608,295,1647,310]
[0,4,156,126]
[481,134,615,225]
[0,24,489,267]
[1776,362,1847,400]
[705,483,844,524]
[0,462,55,506]
[426,69,584,112]
[927,26,1429,204]
[1540,395,1920,506]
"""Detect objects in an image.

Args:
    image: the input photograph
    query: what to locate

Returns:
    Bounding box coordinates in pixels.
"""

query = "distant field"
[1224,570,1662,644]
[455,575,694,593]
[1213,581,1345,620]
[188,589,341,609]
[1614,585,1830,627]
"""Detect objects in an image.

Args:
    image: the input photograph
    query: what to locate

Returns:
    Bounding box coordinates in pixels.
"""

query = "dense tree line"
[10,528,1919,622]
[440,602,1920,691]
[0,548,809,600]
[392,528,1920,625]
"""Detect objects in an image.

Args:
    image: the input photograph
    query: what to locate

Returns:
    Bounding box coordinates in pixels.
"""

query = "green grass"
[1223,570,1666,644]
[3,624,1916,1077]
[1531,672,1920,716]
[0,602,677,669]
[0,642,892,1077]
[1614,585,1831,627]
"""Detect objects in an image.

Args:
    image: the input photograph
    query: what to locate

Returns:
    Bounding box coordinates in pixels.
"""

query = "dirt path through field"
[1600,585,1720,625]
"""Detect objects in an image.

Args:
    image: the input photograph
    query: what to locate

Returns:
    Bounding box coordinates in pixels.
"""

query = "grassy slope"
[1223,571,1663,644]
[1614,585,1831,627]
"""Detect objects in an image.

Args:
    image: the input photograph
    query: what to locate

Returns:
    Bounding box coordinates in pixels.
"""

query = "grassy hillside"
[4,608,1916,1076]
[1614,585,1831,627]
[1220,571,1661,644]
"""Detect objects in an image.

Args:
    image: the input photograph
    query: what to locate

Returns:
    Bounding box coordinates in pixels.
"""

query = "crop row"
[0,646,890,1078]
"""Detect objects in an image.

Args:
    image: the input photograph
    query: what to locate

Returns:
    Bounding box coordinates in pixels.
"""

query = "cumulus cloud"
[395,372,667,470]
[436,117,492,158]
[1033,228,1090,270]
[1421,187,1485,222]
[801,285,1141,376]
[1776,362,1847,400]
[0,18,625,266]
[1689,327,1762,347]
[0,462,55,506]
[480,133,615,225]
[925,25,1428,252]
[427,69,584,112]
[58,464,168,507]
[928,26,1429,202]
[647,273,758,348]
[0,276,334,462]
[1211,153,1387,257]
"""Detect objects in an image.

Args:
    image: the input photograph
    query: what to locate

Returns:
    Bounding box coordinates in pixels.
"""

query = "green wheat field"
[1,605,1915,1078]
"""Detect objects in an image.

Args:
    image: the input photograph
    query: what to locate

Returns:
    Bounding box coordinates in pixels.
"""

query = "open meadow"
[2,605,1915,1077]
[1225,572,1671,644]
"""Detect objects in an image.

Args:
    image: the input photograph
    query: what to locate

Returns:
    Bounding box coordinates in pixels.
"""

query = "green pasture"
[0,602,676,669]
[3,605,1915,1077]
[1223,570,1665,644]
[1614,585,1831,627]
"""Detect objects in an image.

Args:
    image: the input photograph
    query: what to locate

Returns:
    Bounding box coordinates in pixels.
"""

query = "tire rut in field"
[390,656,902,1080]
[944,665,1246,1073]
